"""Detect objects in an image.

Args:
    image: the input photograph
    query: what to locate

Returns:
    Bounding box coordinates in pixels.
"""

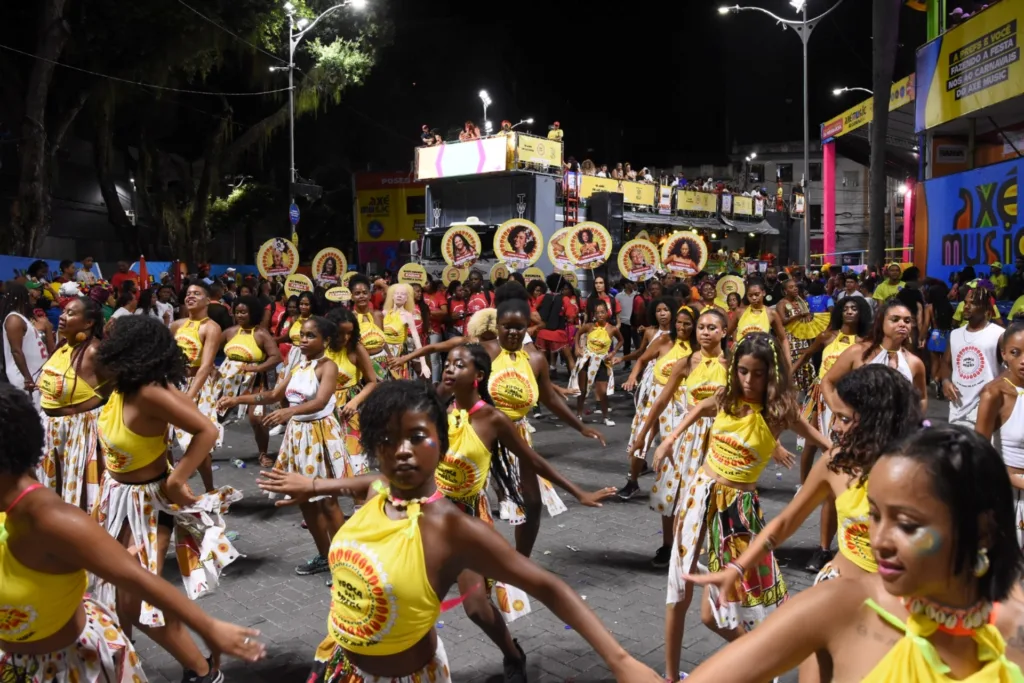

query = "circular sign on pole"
[289,203,300,225]
[442,226,483,268]
[617,239,660,282]
[547,227,575,274]
[716,275,746,303]
[562,271,578,288]
[397,263,427,286]
[342,270,359,287]
[489,262,510,284]
[257,237,299,278]
[284,273,314,298]
[634,229,650,242]
[566,222,612,270]
[325,286,352,303]
[441,265,469,287]
[312,247,347,287]
[523,267,545,285]
[494,219,543,271]
[661,232,708,277]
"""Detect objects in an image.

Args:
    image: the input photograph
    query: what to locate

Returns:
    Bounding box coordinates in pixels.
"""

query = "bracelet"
[254,393,264,404]
[727,561,745,577]
[764,535,778,552]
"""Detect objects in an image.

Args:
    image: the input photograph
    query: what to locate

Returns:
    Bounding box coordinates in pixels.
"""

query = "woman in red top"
[447,281,468,338]
[272,295,299,362]
[466,278,493,316]
[535,274,576,377]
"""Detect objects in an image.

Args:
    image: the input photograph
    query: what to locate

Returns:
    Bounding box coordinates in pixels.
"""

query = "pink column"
[903,178,915,263]
[823,141,836,263]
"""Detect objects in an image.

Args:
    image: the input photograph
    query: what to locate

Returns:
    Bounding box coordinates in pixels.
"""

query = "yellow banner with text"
[516,134,562,166]
[676,190,718,213]
[579,176,656,206]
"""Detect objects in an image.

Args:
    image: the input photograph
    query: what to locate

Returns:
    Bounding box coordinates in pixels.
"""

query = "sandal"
[259,452,276,468]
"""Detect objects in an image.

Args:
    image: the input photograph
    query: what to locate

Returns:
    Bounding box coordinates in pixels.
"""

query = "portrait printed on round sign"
[495,220,541,270]
[442,227,481,268]
[258,237,298,278]
[490,262,510,284]
[568,223,610,268]
[313,248,346,287]
[617,240,658,282]
[661,233,707,276]
[547,227,574,274]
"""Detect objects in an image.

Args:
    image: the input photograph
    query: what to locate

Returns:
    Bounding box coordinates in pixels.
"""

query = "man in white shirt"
[941,286,1003,427]
[615,281,636,369]
[833,272,865,302]
[75,256,97,286]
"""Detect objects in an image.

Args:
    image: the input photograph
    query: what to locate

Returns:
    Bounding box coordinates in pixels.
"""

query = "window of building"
[843,170,860,187]
[749,163,765,183]
[777,163,794,182]
[809,204,822,232]
[809,162,822,182]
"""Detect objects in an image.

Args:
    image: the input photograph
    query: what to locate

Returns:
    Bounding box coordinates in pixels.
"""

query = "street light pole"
[719,0,847,266]
[276,0,366,210]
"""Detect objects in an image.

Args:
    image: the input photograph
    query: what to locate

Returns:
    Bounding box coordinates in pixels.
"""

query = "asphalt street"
[133,371,952,682]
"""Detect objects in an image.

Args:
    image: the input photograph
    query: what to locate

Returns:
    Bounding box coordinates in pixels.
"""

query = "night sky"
[324,0,928,172]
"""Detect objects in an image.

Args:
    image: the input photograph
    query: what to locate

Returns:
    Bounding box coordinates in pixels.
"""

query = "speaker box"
[589,191,624,248]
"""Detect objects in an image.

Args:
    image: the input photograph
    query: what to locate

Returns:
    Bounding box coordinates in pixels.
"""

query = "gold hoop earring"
[973,547,990,578]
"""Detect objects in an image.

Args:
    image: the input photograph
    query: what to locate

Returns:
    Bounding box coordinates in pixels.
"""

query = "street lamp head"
[349,0,368,8]
[296,17,309,29]
[745,156,751,162]
[898,183,909,196]
[832,87,844,96]
[718,6,732,14]
[789,0,806,11]
[750,152,757,159]
[484,121,493,133]
[283,1,294,11]
[526,118,534,124]
[479,90,489,100]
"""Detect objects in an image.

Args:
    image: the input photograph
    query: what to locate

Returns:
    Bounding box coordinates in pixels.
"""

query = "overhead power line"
[173,0,287,65]
[0,42,291,97]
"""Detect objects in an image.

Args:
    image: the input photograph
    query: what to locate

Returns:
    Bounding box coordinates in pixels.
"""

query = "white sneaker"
[604,418,615,426]
[269,424,285,436]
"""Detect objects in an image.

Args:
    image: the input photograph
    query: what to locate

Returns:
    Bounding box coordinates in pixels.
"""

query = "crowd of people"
[3,254,1024,683]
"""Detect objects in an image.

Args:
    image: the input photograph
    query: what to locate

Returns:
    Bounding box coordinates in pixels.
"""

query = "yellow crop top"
[860,599,1022,682]
[98,391,168,473]
[326,347,361,391]
[819,333,856,379]
[225,328,265,363]
[834,481,878,573]
[327,493,440,655]
[653,340,691,386]
[38,344,100,410]
[735,306,770,341]
[289,316,311,346]
[175,318,207,368]
[356,312,386,354]
[585,325,612,355]
[436,404,491,500]
[685,355,727,406]
[488,349,539,421]
[0,487,88,643]
[706,404,777,484]
[382,310,408,346]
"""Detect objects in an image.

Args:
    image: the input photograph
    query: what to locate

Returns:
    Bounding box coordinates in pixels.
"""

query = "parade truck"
[412,132,564,280]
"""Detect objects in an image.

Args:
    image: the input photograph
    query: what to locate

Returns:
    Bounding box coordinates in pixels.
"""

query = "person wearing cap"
[420,123,435,146]
[547,120,563,142]
[991,261,1008,298]
[872,262,905,302]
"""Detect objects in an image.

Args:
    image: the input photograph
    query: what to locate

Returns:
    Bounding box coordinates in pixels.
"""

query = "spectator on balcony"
[596,164,609,178]
[420,124,437,146]
[611,163,624,179]
[581,159,596,175]
[459,120,480,142]
[547,120,563,141]
[623,163,637,181]
[639,167,654,183]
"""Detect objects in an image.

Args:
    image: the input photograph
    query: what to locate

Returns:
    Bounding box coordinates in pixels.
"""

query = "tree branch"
[50,87,91,156]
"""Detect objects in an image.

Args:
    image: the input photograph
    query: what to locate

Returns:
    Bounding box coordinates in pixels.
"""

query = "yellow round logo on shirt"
[435,453,480,497]
[0,605,37,639]
[488,368,536,412]
[841,516,873,562]
[709,431,758,473]
[328,540,397,647]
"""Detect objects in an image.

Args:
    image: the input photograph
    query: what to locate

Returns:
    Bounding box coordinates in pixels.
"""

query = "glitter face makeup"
[424,438,437,449]
[909,527,943,556]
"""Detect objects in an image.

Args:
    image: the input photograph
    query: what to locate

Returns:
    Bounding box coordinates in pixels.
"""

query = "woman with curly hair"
[256,380,662,683]
[169,282,223,492]
[653,332,831,682]
[90,315,243,683]
[212,296,281,468]
[0,384,266,683]
[36,296,108,514]
[686,364,921,682]
[218,316,352,578]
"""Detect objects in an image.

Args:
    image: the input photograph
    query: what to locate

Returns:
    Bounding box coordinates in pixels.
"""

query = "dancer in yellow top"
[654,333,830,682]
[213,296,281,468]
[0,384,265,683]
[685,425,1024,683]
[36,296,108,514]
[169,282,222,492]
[90,315,243,683]
[571,299,623,424]
[349,275,390,382]
[257,380,662,683]
[727,279,791,363]
[325,307,378,472]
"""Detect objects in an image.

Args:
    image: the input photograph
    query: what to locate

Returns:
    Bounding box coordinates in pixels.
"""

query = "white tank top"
[3,311,48,387]
[867,346,913,383]
[997,380,1024,469]
[948,323,1003,423]
[285,357,336,422]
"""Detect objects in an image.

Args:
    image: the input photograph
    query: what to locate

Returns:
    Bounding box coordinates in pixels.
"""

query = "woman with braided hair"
[654,332,831,683]
[36,296,108,513]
